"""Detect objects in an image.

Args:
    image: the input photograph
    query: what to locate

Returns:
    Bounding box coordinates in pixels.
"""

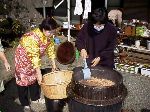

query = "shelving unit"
[118,44,150,64]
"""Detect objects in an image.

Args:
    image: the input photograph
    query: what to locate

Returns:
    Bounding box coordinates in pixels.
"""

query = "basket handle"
[40,82,58,86]
[42,70,62,78]
[44,69,61,74]
[40,80,71,86]
[41,70,72,86]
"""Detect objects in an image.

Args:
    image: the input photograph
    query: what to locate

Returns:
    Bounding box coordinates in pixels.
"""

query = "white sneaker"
[32,98,45,104]
[23,106,31,112]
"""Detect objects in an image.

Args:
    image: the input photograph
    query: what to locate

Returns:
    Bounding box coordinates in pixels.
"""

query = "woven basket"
[41,70,73,99]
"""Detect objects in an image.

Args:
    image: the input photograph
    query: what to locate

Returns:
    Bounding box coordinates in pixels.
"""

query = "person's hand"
[51,64,59,72]
[4,61,11,71]
[80,49,88,59]
[37,73,42,85]
[51,59,59,72]
[91,57,100,67]
[52,67,59,72]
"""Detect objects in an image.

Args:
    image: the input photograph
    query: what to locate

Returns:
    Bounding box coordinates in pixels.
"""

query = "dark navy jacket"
[75,22,117,69]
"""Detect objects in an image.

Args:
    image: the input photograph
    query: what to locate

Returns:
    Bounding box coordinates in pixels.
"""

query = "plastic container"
[135,40,140,49]
[54,37,60,45]
[147,40,150,50]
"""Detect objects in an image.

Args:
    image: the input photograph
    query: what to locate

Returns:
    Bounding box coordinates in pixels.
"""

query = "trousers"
[17,81,40,106]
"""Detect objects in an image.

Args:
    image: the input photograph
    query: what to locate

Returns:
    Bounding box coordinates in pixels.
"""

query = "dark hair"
[39,17,58,31]
[89,7,108,24]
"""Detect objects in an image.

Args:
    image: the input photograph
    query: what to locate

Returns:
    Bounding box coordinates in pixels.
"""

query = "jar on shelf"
[136,21,148,37]
[147,40,150,50]
[141,67,147,76]
[120,64,125,72]
[144,69,149,77]
[116,63,122,71]
[123,25,135,36]
[114,63,119,69]
[146,68,150,77]
[134,64,140,74]
[124,64,130,73]
[135,40,141,49]
[130,66,135,74]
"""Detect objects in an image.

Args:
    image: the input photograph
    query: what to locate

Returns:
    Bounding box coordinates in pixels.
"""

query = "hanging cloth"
[83,0,91,19]
[74,0,83,15]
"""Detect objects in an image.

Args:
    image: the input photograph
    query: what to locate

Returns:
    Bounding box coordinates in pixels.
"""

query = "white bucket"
[147,40,150,50]
[135,40,140,49]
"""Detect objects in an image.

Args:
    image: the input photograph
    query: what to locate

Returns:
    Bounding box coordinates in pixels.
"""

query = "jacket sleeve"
[20,35,41,68]
[75,24,87,51]
[46,38,56,59]
[99,29,117,60]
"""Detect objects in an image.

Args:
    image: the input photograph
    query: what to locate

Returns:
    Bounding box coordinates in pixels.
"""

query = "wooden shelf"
[118,44,150,64]
[120,34,150,39]
[118,44,150,53]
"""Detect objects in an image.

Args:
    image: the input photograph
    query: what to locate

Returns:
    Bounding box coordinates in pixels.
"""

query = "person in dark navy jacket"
[76,7,117,69]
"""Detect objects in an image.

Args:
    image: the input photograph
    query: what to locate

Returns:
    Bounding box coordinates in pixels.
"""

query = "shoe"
[31,98,46,112]
[14,98,21,105]
[32,98,45,104]
[23,106,31,112]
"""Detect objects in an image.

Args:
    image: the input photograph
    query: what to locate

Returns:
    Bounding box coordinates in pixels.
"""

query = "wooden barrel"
[68,66,127,112]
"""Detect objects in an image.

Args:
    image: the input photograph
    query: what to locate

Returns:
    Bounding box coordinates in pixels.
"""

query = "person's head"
[89,7,108,25]
[108,8,123,27]
[39,17,58,37]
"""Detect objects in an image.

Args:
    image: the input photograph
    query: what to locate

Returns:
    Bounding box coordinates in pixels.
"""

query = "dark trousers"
[17,81,40,106]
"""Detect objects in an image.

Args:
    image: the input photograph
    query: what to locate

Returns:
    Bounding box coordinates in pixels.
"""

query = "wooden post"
[43,0,47,18]
[67,0,71,42]
[105,0,107,8]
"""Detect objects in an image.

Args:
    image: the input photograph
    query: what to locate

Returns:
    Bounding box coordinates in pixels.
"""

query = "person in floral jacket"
[15,17,58,111]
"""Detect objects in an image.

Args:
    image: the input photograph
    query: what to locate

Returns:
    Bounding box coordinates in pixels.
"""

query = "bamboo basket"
[41,70,73,99]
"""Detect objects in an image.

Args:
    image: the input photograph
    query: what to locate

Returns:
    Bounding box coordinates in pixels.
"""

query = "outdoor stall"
[113,19,150,111]
[115,19,150,77]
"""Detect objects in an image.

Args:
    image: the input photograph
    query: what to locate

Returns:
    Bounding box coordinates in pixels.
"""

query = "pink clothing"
[15,30,50,86]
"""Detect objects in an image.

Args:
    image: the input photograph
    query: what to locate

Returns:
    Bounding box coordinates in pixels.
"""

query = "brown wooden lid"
[56,41,75,65]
